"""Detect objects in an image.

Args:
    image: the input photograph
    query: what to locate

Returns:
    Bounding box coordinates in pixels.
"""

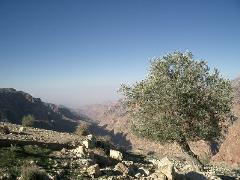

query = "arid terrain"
[1,122,239,179]
[0,77,240,179]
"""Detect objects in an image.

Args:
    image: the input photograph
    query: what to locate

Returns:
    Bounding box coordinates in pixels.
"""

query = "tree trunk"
[178,138,204,171]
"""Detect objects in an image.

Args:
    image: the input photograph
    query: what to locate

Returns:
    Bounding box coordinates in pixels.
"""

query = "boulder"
[86,134,94,141]
[72,146,87,158]
[110,149,123,160]
[114,162,129,175]
[83,134,95,149]
[87,164,101,178]
[149,172,168,180]
[18,126,26,133]
[139,167,151,176]
[157,157,176,180]
[83,139,92,149]
[61,148,66,154]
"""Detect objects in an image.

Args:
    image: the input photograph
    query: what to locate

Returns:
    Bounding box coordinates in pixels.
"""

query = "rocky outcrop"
[110,149,123,161]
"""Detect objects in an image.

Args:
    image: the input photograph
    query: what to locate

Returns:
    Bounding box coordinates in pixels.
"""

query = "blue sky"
[0,0,239,107]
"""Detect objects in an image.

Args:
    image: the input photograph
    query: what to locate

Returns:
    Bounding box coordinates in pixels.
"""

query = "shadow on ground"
[88,123,132,150]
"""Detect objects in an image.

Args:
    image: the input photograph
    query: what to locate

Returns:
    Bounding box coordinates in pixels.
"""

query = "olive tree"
[120,51,233,168]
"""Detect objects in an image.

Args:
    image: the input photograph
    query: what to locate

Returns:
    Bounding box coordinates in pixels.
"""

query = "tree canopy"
[120,52,233,144]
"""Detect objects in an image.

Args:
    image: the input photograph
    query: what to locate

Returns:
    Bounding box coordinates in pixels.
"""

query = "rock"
[86,134,94,140]
[87,164,101,178]
[80,159,94,166]
[61,148,66,154]
[83,134,95,149]
[135,172,142,178]
[114,162,129,175]
[83,139,92,149]
[139,167,150,176]
[209,175,222,180]
[157,157,175,180]
[122,160,134,166]
[149,172,168,180]
[110,149,123,160]
[72,146,87,157]
[18,126,26,133]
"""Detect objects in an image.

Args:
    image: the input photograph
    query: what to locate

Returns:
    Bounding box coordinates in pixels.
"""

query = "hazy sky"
[0,0,240,107]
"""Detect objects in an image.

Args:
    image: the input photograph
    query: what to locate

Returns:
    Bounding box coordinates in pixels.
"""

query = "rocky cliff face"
[232,77,240,104]
[0,88,81,132]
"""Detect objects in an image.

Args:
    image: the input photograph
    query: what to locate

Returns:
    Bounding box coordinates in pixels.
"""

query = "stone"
[72,146,87,157]
[61,148,66,154]
[18,126,25,133]
[157,157,175,180]
[150,172,168,180]
[209,175,222,180]
[87,164,101,178]
[80,159,94,166]
[110,149,123,160]
[114,162,129,175]
[83,139,92,149]
[135,172,142,178]
[86,134,94,140]
[122,161,134,166]
[139,167,150,176]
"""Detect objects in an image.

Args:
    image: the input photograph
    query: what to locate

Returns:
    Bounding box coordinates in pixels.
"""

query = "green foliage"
[74,123,89,136]
[199,152,212,165]
[0,145,53,178]
[120,51,233,143]
[21,164,49,180]
[22,115,35,127]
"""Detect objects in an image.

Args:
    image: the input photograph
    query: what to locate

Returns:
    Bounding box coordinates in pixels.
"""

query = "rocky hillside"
[0,122,239,179]
[232,77,240,103]
[0,88,84,132]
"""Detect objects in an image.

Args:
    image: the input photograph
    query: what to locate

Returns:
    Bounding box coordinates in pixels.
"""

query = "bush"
[22,115,35,127]
[120,51,234,168]
[74,123,89,136]
[0,125,10,134]
[21,165,49,180]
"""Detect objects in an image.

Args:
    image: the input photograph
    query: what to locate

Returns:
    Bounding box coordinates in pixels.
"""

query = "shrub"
[0,125,10,134]
[120,51,234,169]
[22,115,35,127]
[74,123,89,136]
[95,135,114,150]
[21,165,49,180]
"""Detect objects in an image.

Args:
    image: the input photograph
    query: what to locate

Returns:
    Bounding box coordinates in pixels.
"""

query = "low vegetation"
[74,123,89,136]
[22,115,35,127]
[0,125,10,134]
[21,164,49,180]
[0,145,53,178]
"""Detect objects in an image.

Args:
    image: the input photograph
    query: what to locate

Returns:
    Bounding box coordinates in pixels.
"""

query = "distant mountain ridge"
[232,77,240,104]
[0,88,82,132]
